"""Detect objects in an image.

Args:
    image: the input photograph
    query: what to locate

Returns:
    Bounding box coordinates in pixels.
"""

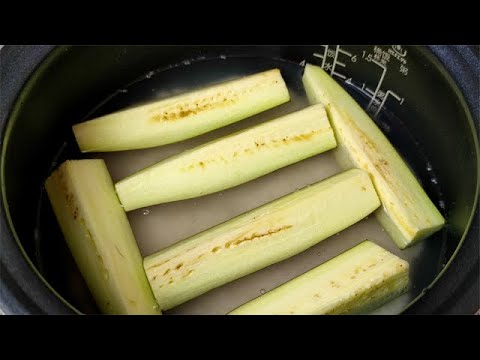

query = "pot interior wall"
[1,46,478,313]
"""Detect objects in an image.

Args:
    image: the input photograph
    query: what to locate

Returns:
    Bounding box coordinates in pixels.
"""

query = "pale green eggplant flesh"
[302,64,445,249]
[144,169,380,311]
[229,241,409,315]
[45,160,160,314]
[73,69,290,152]
[116,104,337,211]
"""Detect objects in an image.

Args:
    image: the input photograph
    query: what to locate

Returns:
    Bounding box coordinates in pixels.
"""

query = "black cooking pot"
[1,45,478,314]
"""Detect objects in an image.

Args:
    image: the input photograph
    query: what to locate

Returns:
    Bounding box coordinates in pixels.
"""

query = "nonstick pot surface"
[1,46,479,314]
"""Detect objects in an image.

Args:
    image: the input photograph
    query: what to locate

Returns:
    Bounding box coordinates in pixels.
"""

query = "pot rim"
[1,45,479,314]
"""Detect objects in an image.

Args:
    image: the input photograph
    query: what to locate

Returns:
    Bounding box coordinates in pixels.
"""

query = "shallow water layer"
[39,55,447,314]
